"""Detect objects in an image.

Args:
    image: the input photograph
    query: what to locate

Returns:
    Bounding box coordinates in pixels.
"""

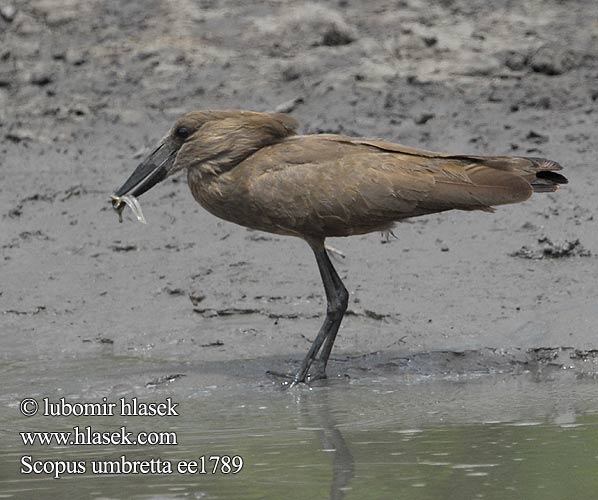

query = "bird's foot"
[266,370,306,389]
[307,368,328,383]
[266,367,328,389]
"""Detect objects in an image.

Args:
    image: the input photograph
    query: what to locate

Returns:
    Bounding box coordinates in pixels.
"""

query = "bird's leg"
[310,255,348,381]
[289,240,348,386]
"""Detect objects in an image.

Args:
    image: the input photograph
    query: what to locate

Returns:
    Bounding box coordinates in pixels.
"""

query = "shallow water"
[1,359,598,499]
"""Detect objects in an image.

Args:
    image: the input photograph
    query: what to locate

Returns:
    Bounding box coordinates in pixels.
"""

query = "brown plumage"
[112,110,568,386]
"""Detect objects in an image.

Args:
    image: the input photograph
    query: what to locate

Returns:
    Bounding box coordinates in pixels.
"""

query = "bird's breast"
[186,167,272,232]
[188,168,233,217]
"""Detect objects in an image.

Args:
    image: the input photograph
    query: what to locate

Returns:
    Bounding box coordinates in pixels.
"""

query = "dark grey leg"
[311,255,347,379]
[290,240,348,386]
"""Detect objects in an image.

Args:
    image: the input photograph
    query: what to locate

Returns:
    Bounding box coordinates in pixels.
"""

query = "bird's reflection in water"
[295,386,354,500]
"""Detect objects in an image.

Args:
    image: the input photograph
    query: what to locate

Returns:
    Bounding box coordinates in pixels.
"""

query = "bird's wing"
[243,136,534,226]
[389,153,534,213]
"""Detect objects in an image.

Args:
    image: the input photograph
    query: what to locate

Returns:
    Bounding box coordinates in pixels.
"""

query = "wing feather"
[238,135,543,236]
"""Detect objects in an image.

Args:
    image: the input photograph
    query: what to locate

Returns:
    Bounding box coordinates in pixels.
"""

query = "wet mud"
[2,0,598,385]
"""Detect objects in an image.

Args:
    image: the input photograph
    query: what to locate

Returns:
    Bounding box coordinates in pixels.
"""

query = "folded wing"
[242,135,566,236]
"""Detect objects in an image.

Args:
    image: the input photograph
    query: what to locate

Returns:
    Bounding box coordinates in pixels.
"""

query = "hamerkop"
[112,110,567,386]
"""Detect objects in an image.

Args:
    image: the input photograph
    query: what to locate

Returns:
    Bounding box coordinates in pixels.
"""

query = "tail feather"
[528,158,568,193]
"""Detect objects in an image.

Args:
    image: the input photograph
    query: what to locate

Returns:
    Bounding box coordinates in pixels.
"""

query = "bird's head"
[111,110,297,216]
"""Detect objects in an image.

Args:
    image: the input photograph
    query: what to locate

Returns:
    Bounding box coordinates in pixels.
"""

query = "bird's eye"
[175,126,191,139]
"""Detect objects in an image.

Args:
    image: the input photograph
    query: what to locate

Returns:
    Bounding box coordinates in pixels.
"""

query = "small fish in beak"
[111,136,179,223]
[111,194,147,224]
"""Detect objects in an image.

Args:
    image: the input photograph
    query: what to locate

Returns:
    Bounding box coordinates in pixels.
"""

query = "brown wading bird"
[112,110,567,387]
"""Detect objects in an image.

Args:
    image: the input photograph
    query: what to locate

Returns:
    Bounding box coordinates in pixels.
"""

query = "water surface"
[1,359,598,499]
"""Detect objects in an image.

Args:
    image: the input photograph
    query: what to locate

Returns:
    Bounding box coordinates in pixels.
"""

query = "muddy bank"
[1,0,597,381]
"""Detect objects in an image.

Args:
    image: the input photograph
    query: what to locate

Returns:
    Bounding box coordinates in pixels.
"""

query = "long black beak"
[112,138,177,200]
